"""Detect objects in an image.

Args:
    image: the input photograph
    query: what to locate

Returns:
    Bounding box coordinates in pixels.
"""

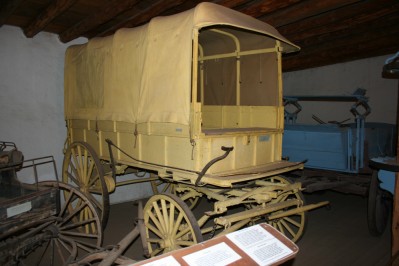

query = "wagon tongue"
[213,200,330,227]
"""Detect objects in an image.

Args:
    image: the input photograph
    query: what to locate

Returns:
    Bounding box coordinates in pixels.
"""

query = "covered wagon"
[63,2,327,255]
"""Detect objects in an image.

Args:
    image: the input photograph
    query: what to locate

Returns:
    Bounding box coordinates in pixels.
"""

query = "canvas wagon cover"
[64,2,298,126]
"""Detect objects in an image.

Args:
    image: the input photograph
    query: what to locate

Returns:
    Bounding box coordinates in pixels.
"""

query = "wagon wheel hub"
[45,224,60,237]
[161,237,175,250]
[81,185,89,193]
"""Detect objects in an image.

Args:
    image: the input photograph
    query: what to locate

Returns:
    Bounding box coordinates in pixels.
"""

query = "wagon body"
[283,122,396,173]
[64,2,302,186]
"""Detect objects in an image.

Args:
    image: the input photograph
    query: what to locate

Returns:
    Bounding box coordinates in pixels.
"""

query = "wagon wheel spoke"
[144,193,203,256]
[172,212,185,236]
[63,141,110,228]
[283,215,302,228]
[54,238,69,264]
[20,181,103,265]
[280,219,296,238]
[149,248,164,257]
[147,212,165,237]
[33,237,52,265]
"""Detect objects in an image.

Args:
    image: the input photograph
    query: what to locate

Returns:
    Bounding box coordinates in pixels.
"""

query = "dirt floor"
[103,190,392,266]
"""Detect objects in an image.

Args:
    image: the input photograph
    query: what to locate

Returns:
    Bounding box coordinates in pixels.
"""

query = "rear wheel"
[63,141,110,228]
[246,176,306,242]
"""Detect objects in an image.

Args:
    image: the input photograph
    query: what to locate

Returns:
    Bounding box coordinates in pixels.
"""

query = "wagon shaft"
[267,201,329,220]
[214,198,302,227]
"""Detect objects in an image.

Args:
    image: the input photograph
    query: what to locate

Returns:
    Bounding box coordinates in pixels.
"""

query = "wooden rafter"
[23,0,78,38]
[260,0,362,27]
[0,0,24,26]
[237,0,303,18]
[283,19,399,71]
[279,0,399,43]
[59,0,141,43]
[93,0,187,38]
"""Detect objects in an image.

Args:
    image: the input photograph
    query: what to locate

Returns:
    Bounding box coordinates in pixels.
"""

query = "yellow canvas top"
[64,2,299,125]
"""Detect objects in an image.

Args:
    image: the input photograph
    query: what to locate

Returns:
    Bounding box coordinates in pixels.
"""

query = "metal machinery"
[0,141,102,265]
[63,3,328,257]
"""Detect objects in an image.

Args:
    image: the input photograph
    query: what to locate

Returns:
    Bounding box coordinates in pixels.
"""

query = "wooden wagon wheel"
[19,181,102,265]
[143,193,203,257]
[367,170,391,236]
[267,176,306,242]
[247,176,306,242]
[63,141,110,228]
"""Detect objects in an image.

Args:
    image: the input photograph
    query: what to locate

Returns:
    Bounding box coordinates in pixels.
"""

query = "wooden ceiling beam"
[213,0,254,9]
[0,0,24,27]
[123,0,186,27]
[289,12,399,51]
[96,0,186,37]
[284,40,399,72]
[261,0,362,27]
[279,0,399,43]
[59,0,140,43]
[237,0,304,18]
[23,0,78,38]
[283,25,399,71]
[160,0,204,16]
[157,0,251,17]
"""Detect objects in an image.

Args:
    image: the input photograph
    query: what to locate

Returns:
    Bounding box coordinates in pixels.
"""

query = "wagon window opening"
[197,26,280,131]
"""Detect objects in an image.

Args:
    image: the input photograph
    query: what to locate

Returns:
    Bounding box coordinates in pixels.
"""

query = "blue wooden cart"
[282,90,396,195]
[281,89,396,236]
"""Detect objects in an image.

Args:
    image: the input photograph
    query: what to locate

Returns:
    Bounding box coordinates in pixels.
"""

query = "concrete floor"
[103,190,392,266]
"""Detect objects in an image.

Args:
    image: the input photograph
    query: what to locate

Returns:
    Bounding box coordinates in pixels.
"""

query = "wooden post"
[393,80,399,257]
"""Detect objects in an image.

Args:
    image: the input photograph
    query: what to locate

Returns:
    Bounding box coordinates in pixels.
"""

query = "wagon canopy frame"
[64,2,298,129]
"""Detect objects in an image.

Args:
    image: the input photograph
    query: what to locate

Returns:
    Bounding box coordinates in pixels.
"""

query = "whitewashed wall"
[0,26,153,203]
[283,55,398,124]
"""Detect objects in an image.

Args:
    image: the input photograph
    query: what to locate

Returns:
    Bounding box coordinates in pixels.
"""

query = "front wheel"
[143,193,203,257]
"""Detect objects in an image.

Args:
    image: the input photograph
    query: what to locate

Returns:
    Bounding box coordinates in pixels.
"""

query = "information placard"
[133,223,298,266]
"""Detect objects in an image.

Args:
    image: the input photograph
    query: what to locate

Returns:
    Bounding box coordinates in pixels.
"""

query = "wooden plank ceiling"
[1,0,398,72]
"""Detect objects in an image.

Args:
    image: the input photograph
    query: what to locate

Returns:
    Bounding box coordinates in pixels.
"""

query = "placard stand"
[133,223,298,266]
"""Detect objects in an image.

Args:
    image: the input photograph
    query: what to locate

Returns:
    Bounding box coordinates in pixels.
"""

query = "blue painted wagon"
[282,89,396,236]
